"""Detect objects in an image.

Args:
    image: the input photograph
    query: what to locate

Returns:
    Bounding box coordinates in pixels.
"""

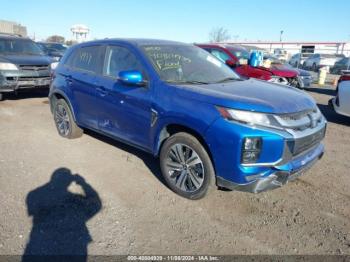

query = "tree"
[46,35,65,43]
[65,40,78,46]
[209,27,230,43]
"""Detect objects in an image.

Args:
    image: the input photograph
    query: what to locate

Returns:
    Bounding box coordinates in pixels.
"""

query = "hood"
[267,64,298,78]
[0,54,52,66]
[174,78,316,114]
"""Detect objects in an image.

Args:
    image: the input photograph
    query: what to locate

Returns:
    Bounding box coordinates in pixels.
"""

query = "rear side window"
[103,46,146,78]
[65,46,102,73]
[209,49,230,62]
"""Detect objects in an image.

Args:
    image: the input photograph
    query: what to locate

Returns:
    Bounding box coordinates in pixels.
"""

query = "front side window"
[103,46,145,78]
[0,39,44,55]
[67,46,101,73]
[142,45,240,84]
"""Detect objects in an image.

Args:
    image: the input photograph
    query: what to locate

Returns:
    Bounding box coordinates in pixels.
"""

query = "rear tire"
[53,99,83,139]
[160,132,215,200]
[0,93,3,101]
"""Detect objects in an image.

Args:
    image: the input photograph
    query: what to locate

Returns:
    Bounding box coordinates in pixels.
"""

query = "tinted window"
[66,46,101,73]
[104,46,145,78]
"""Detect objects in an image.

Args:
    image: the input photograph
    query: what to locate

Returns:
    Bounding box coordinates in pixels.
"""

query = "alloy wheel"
[55,104,70,136]
[165,143,205,193]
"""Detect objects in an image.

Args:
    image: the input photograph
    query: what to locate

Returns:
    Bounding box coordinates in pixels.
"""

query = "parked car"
[37,42,68,61]
[303,53,344,71]
[273,48,288,62]
[0,34,53,101]
[330,57,350,75]
[264,54,313,88]
[49,39,326,199]
[289,53,312,68]
[330,74,350,117]
[196,43,299,87]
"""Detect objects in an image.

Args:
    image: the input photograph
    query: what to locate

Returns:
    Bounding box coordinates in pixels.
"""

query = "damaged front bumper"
[217,143,324,193]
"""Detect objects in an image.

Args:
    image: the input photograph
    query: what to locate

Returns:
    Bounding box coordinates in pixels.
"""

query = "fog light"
[242,137,262,164]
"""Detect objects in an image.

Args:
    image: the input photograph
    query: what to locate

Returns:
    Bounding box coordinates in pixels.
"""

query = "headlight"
[268,76,288,85]
[0,62,18,70]
[217,107,282,129]
[50,62,59,70]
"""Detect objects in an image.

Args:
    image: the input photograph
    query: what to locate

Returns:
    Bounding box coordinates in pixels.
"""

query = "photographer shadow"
[22,168,102,262]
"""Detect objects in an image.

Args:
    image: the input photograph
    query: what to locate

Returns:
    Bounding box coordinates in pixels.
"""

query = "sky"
[1,0,350,43]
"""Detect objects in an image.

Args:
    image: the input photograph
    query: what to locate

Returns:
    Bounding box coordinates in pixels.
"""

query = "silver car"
[289,53,311,68]
[303,53,344,71]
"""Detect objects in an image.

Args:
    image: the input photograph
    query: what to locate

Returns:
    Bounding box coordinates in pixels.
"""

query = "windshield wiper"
[215,77,242,83]
[166,80,210,85]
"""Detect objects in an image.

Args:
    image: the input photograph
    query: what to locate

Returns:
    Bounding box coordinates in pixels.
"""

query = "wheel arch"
[155,123,214,169]
[50,91,77,121]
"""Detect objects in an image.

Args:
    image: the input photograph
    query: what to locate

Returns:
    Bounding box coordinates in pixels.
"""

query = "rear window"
[65,46,101,73]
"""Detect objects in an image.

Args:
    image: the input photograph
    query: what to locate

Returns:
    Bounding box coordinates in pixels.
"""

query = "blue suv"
[49,39,326,199]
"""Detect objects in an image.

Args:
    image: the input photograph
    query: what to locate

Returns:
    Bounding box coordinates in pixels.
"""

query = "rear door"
[95,45,153,150]
[66,45,104,129]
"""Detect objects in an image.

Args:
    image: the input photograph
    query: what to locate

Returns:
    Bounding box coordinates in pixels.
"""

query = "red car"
[196,43,299,86]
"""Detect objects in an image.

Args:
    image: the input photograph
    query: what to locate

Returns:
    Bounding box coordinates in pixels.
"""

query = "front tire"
[160,132,215,200]
[53,99,83,139]
[312,63,317,72]
[0,93,3,101]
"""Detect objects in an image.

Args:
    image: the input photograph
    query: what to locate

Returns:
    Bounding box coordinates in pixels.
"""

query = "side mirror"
[118,70,146,86]
[225,59,236,68]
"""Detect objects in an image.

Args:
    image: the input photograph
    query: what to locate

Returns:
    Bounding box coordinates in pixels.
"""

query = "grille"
[275,109,323,131]
[18,65,49,71]
[18,76,51,81]
[288,127,326,156]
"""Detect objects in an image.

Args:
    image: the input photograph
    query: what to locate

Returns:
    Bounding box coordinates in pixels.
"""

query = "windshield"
[0,39,44,55]
[142,45,240,84]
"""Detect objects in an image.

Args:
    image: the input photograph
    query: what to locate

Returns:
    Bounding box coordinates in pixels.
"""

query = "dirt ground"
[0,85,349,256]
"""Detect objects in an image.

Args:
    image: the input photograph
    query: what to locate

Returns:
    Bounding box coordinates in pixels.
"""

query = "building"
[224,41,350,57]
[0,19,27,36]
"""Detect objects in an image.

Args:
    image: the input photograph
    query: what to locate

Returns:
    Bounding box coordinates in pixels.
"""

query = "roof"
[96,38,188,46]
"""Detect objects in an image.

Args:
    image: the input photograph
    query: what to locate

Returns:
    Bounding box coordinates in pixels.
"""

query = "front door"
[96,45,153,150]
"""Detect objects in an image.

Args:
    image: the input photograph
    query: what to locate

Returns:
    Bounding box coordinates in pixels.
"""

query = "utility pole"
[280,30,284,42]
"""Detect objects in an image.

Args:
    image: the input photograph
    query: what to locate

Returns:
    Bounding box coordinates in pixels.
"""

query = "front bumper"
[0,69,51,92]
[217,143,324,193]
[205,115,326,193]
[297,76,313,88]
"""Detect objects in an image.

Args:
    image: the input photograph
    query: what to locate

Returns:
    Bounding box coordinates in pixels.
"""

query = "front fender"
[151,108,219,156]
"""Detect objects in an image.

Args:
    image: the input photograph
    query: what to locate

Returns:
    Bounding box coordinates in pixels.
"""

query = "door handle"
[96,86,108,96]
